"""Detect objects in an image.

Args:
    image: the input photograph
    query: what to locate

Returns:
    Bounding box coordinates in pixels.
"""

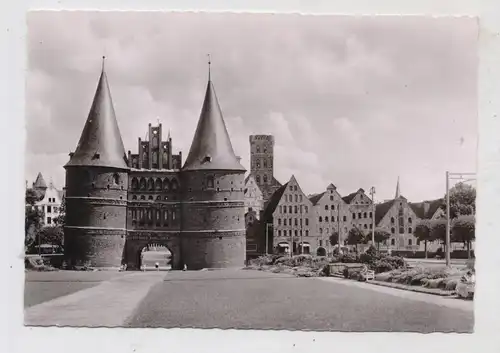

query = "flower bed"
[246,248,407,278]
[374,265,467,291]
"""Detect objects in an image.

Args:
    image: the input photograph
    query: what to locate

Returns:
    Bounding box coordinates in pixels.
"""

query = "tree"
[451,215,475,259]
[444,182,476,219]
[329,232,339,246]
[413,219,433,259]
[430,219,447,253]
[373,228,391,251]
[25,188,44,250]
[346,227,365,253]
[53,196,66,227]
[33,225,64,253]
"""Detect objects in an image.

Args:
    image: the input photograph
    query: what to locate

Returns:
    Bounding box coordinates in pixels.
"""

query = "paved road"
[125,269,473,332]
[24,269,473,332]
[24,271,126,308]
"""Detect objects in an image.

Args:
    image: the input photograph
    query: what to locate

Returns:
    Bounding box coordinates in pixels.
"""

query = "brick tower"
[63,58,129,268]
[249,135,280,202]
[180,68,246,270]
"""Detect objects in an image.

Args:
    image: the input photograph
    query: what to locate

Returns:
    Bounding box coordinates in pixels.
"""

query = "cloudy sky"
[26,12,478,202]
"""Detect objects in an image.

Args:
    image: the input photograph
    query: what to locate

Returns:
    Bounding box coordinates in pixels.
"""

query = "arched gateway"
[124,232,181,270]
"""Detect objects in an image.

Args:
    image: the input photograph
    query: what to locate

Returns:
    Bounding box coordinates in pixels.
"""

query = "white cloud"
[25,12,478,201]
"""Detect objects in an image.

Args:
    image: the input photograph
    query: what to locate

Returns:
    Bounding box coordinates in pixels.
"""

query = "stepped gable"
[182,78,245,172]
[65,58,128,169]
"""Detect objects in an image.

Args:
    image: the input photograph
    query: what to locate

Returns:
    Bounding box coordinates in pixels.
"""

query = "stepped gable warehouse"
[63,59,246,270]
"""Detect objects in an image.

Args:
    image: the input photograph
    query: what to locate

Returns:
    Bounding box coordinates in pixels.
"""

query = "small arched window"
[256,146,260,153]
[256,175,260,184]
[148,179,154,190]
[131,178,138,189]
[155,178,162,190]
[171,179,178,190]
[408,239,413,246]
[324,205,328,210]
[408,217,413,224]
[288,206,292,213]
[113,173,120,185]
[319,216,323,222]
[140,178,146,190]
[363,212,367,218]
[263,160,267,168]
[391,227,395,234]
[263,174,268,183]
[140,195,145,200]
[391,217,395,224]
[294,206,298,214]
[132,195,137,200]
[409,227,413,234]
[163,179,170,191]
[319,228,323,234]
[391,238,395,245]
[207,176,215,189]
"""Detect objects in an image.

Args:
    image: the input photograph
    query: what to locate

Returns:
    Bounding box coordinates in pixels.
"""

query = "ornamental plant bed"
[374,265,468,292]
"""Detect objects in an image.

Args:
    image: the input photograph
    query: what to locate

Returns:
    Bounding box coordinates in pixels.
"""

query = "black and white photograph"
[23,11,478,332]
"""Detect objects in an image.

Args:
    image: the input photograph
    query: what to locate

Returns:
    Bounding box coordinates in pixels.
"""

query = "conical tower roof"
[395,176,401,199]
[65,58,128,169]
[182,77,245,172]
[33,172,47,189]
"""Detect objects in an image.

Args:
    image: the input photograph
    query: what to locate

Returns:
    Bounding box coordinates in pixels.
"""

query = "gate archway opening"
[138,243,173,271]
[316,247,326,256]
[276,242,290,255]
[299,242,310,255]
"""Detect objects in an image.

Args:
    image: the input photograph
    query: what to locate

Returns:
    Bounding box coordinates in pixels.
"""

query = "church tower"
[180,65,246,270]
[63,58,129,268]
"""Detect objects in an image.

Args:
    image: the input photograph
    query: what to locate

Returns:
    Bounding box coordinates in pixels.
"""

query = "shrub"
[339,253,359,263]
[444,278,459,291]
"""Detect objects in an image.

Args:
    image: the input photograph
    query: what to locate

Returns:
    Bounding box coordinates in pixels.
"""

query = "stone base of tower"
[63,227,126,268]
[181,231,245,270]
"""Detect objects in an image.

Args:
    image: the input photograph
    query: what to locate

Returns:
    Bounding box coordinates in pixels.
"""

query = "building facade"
[30,173,64,226]
[308,184,350,254]
[63,61,245,270]
[244,174,264,219]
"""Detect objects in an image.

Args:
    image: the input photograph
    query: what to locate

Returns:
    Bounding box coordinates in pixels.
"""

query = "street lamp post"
[337,204,341,254]
[265,223,272,255]
[369,187,376,245]
[300,205,303,255]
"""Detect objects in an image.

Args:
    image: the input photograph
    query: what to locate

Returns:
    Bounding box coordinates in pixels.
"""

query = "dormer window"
[203,155,212,163]
[92,152,100,160]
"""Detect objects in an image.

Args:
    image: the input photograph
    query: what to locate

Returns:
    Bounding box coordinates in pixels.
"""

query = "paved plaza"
[24,269,473,332]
